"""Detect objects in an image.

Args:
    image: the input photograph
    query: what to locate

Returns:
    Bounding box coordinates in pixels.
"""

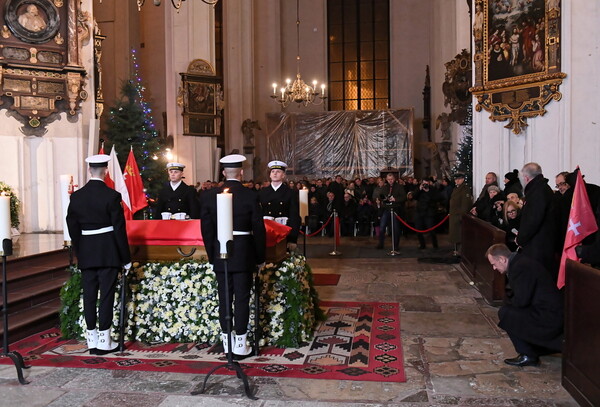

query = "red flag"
[99,142,115,189]
[123,148,148,215]
[557,168,598,288]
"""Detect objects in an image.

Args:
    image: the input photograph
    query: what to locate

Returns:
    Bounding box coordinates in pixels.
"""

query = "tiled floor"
[0,233,578,406]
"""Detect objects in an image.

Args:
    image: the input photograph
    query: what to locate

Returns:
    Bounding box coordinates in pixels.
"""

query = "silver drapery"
[266,110,414,179]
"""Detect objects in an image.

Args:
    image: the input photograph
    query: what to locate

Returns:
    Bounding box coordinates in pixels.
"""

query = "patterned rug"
[2,301,405,382]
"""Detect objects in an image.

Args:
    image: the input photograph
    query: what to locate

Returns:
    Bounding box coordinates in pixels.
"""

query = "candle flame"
[223,188,230,193]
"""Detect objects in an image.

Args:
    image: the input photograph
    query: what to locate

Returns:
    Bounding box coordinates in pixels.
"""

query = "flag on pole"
[99,142,115,189]
[108,146,133,220]
[557,168,598,288]
[123,147,148,215]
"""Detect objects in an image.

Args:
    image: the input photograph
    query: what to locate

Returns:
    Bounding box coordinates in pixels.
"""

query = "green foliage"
[0,182,21,229]
[104,80,167,203]
[452,105,473,186]
[59,266,83,339]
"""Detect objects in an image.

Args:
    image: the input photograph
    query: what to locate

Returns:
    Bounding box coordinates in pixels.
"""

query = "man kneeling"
[486,243,563,367]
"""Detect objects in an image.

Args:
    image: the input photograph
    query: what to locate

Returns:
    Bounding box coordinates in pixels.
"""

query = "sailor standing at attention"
[66,154,131,355]
[154,162,200,219]
[200,154,266,358]
[258,160,301,251]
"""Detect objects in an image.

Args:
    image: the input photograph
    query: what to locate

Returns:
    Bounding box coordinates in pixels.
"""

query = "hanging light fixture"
[98,0,219,12]
[270,0,326,108]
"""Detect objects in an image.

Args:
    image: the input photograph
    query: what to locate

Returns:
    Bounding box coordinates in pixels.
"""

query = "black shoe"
[93,345,120,355]
[375,243,383,249]
[504,354,540,367]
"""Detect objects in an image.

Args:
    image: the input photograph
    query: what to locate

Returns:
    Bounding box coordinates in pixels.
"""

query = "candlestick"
[299,188,308,224]
[0,194,10,254]
[217,189,233,256]
[272,83,277,95]
[321,83,326,96]
[59,175,72,243]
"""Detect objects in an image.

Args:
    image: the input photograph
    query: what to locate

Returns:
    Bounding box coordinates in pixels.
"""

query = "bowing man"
[66,154,131,355]
[200,154,266,358]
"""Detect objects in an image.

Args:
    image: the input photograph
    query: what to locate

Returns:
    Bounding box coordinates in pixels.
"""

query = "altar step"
[0,249,71,347]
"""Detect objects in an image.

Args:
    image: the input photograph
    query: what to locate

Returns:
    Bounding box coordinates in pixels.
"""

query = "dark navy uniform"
[201,179,266,334]
[67,179,131,331]
[154,181,200,219]
[259,183,301,243]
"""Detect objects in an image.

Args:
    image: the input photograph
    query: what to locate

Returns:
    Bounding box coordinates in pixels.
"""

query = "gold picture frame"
[470,0,566,134]
[178,59,223,137]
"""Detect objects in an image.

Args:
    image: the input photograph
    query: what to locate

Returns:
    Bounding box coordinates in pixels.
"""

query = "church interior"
[1,0,599,405]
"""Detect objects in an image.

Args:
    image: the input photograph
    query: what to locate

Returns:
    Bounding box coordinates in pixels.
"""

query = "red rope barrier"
[299,214,333,237]
[394,214,449,233]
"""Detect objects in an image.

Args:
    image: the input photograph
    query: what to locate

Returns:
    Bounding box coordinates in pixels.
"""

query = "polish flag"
[557,168,598,288]
[99,142,115,189]
[108,146,132,220]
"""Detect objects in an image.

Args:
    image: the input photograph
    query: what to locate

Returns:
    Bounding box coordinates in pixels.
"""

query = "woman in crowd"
[503,200,521,251]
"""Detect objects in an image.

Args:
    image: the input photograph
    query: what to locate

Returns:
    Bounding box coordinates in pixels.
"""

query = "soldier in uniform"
[449,172,473,255]
[66,154,131,355]
[153,162,200,219]
[200,154,266,358]
[258,161,301,251]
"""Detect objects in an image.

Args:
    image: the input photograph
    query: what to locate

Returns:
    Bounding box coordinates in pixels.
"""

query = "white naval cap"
[268,160,287,170]
[85,154,111,168]
[220,154,247,168]
[166,162,185,171]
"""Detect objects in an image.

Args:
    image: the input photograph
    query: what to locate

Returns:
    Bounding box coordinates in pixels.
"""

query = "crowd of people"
[71,154,600,369]
[193,172,456,250]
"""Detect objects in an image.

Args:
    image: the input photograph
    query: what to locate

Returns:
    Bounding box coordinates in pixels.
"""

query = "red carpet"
[2,301,405,382]
[312,273,341,286]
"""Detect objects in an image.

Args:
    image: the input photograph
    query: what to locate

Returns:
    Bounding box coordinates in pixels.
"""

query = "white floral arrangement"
[60,255,322,347]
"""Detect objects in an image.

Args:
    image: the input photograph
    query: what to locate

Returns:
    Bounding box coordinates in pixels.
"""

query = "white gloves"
[123,262,132,275]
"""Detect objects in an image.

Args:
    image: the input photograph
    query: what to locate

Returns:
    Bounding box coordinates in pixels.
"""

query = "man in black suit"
[66,154,131,355]
[486,243,563,367]
[258,160,300,251]
[154,162,200,219]
[200,154,266,358]
[376,171,407,250]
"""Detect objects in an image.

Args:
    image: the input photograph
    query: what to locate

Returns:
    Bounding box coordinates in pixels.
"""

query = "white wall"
[472,1,600,194]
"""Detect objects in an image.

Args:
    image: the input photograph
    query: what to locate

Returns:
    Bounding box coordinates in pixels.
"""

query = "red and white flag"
[557,168,598,288]
[99,142,115,189]
[108,146,133,220]
[123,147,148,215]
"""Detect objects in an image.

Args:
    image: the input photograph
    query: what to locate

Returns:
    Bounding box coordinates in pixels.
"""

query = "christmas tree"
[104,49,167,204]
[452,105,473,186]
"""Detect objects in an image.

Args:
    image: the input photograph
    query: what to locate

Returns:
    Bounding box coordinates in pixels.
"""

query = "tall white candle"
[299,188,309,224]
[217,189,233,255]
[0,194,11,249]
[60,174,72,243]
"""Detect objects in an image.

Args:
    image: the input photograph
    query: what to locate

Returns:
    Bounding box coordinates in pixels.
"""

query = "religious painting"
[187,82,216,115]
[471,0,566,134]
[178,59,223,139]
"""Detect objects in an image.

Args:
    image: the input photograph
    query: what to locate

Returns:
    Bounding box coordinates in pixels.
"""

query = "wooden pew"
[459,214,506,305]
[562,259,600,407]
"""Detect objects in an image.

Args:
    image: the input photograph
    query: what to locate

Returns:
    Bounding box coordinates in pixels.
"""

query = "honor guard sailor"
[66,154,132,355]
[153,162,200,219]
[259,160,301,251]
[200,154,266,358]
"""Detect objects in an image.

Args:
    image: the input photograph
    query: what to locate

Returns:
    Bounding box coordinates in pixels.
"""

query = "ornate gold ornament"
[442,49,472,125]
[470,0,566,134]
[0,0,89,132]
[1,25,11,38]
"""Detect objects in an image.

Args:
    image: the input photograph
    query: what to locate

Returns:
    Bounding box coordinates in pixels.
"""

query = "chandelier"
[99,0,219,12]
[270,0,326,108]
